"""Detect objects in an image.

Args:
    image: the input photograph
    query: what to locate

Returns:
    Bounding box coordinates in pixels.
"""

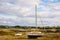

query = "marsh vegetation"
[0,25,60,40]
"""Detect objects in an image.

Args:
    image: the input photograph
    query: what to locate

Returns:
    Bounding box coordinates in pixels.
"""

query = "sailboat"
[26,5,44,38]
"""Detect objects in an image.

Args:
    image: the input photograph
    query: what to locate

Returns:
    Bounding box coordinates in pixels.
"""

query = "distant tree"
[51,26,56,29]
[0,25,6,28]
[15,25,20,28]
[56,26,60,29]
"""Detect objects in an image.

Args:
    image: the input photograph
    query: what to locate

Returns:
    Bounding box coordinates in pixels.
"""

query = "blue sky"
[0,0,60,26]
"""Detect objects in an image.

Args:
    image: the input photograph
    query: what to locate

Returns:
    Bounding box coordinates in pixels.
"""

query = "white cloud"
[0,0,40,16]
[0,14,18,20]
[0,0,60,26]
[48,3,60,11]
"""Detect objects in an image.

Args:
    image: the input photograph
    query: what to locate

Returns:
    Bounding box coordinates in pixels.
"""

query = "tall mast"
[35,5,37,27]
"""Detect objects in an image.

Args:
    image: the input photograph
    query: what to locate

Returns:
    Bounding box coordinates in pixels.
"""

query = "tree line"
[0,25,60,29]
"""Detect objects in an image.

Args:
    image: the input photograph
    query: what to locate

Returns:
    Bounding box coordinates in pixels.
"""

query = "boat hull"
[27,32,44,38]
[28,35,42,38]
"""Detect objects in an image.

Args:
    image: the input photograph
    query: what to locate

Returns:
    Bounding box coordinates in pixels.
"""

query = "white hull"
[26,32,44,38]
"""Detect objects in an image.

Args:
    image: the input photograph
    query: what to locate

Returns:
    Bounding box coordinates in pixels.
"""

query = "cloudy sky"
[0,0,60,26]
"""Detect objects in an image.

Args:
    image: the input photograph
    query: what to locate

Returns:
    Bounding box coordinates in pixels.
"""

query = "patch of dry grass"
[0,28,60,40]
